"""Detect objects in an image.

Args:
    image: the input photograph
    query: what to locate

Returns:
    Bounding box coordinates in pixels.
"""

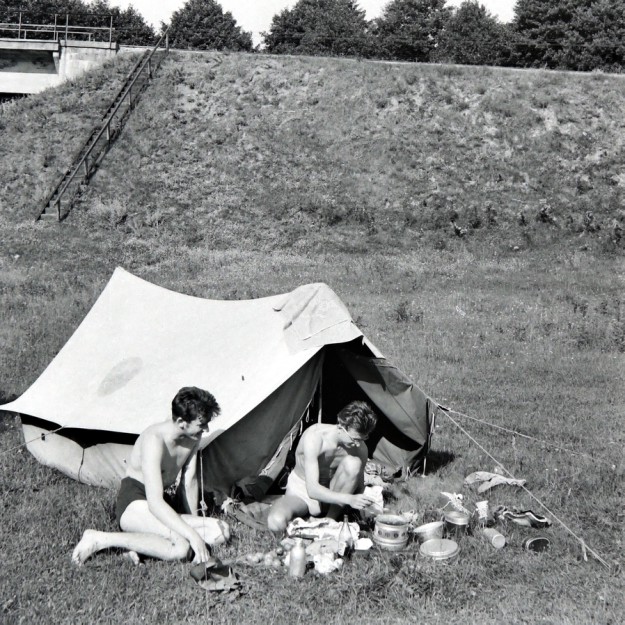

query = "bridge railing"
[0,11,114,43]
[37,28,170,222]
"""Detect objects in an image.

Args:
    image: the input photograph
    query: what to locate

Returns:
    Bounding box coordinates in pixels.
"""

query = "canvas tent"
[1,268,434,498]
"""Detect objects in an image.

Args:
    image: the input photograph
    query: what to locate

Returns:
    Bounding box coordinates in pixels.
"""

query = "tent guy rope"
[437,405,613,465]
[0,423,66,458]
[439,407,612,571]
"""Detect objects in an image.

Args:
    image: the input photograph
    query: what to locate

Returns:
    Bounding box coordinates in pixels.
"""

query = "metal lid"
[444,510,470,525]
[420,538,459,560]
[415,521,444,533]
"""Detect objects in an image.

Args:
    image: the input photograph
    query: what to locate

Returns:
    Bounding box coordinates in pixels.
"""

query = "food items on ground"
[241,550,283,567]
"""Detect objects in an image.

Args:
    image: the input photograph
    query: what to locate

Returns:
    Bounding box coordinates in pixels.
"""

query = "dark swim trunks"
[115,477,147,528]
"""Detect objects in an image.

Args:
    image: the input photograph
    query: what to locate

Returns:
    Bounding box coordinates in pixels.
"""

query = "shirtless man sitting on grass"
[267,401,377,533]
[72,386,229,566]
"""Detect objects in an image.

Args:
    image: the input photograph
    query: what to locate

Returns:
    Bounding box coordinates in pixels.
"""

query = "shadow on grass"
[0,391,19,433]
[0,390,17,404]
[424,449,455,474]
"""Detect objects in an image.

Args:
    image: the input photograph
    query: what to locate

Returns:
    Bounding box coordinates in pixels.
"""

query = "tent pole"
[317,375,323,423]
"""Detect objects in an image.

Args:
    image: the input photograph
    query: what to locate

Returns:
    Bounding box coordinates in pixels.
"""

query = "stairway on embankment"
[36,32,169,222]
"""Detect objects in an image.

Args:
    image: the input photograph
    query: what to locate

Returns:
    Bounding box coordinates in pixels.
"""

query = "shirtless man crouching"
[267,401,377,533]
[72,386,229,566]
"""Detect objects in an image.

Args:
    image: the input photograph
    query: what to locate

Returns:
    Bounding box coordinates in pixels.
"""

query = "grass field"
[1,50,624,624]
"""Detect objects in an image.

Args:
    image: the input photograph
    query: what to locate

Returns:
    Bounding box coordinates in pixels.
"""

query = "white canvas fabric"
[3,268,365,437]
[1,268,370,486]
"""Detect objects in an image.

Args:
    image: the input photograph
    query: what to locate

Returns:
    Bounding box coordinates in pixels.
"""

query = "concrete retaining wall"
[0,38,118,94]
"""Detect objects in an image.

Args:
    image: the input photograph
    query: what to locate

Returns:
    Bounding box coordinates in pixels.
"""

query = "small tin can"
[482,527,506,549]
[523,537,550,552]
[444,511,471,539]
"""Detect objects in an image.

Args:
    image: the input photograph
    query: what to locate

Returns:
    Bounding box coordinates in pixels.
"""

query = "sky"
[111,0,516,46]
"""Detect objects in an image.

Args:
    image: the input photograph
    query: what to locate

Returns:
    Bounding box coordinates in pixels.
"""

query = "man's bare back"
[291,423,366,483]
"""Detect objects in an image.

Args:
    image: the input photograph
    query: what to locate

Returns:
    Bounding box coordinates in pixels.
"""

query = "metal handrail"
[0,12,114,42]
[0,25,112,42]
[37,28,170,221]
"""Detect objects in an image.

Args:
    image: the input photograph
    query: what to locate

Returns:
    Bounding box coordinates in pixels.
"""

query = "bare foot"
[71,529,102,566]
[122,550,141,566]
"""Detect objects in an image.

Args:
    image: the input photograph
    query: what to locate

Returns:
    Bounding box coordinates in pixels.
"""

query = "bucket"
[444,511,471,538]
[414,521,444,544]
[373,514,409,551]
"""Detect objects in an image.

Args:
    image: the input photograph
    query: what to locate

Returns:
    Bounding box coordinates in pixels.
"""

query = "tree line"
[2,0,624,72]
[261,0,625,72]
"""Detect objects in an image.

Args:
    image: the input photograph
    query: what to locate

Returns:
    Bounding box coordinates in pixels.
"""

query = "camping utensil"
[482,527,506,549]
[414,521,444,544]
[419,538,459,561]
[523,537,551,552]
[444,510,471,538]
[372,514,409,551]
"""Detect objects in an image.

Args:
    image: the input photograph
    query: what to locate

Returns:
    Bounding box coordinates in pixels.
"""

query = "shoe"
[493,506,552,528]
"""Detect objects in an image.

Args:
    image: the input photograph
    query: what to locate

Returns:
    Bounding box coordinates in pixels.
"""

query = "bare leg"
[72,528,189,565]
[326,456,363,521]
[72,500,190,566]
[267,495,310,533]
[181,515,230,546]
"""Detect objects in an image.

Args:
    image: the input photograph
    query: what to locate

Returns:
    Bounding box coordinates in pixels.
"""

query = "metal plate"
[419,538,459,560]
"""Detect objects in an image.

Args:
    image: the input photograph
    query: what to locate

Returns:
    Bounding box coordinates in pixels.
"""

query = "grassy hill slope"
[68,51,625,254]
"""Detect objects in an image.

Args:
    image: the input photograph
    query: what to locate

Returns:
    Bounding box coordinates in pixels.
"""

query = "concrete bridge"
[0,14,119,94]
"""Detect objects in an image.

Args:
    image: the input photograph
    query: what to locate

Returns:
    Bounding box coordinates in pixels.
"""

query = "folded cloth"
[313,553,344,574]
[464,471,527,493]
[440,492,471,515]
[364,473,389,488]
[365,460,399,480]
[286,517,360,542]
[362,485,384,515]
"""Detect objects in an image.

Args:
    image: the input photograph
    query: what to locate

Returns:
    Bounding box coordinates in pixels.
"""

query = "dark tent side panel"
[200,356,323,497]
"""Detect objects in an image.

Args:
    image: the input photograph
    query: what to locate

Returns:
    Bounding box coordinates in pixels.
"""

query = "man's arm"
[180,446,200,516]
[141,432,209,561]
[354,444,368,495]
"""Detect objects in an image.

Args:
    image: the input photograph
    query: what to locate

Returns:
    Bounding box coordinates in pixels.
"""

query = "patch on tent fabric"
[273,283,352,340]
[98,357,143,396]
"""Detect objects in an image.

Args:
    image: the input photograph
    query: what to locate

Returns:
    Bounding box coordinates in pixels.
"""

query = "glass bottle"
[288,539,307,577]
[338,514,355,556]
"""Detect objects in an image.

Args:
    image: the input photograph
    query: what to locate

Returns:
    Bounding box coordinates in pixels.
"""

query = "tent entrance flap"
[320,346,432,475]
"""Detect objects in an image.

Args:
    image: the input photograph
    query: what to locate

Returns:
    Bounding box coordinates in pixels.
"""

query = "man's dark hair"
[172,387,221,424]
[337,401,377,435]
